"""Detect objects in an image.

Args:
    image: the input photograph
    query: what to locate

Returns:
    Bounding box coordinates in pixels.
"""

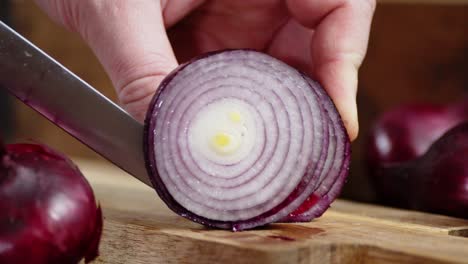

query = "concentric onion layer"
[144,50,351,230]
[281,75,351,222]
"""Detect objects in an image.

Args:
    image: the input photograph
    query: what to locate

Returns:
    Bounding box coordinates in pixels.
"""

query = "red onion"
[371,122,468,218]
[367,101,468,217]
[367,100,468,165]
[0,141,102,263]
[144,50,351,231]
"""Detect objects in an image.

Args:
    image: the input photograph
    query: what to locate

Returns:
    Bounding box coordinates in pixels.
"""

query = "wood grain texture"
[75,159,468,264]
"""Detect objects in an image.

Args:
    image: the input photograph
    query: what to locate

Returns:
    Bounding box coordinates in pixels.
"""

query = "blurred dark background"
[1,1,467,203]
[0,0,12,140]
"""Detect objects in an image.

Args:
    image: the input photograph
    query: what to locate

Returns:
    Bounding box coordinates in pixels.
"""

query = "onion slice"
[144,50,351,231]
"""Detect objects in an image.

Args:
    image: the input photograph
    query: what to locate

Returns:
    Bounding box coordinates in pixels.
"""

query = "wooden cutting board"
[75,159,468,264]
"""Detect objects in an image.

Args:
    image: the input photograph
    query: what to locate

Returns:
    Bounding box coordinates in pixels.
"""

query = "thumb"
[35,0,178,122]
[287,0,376,140]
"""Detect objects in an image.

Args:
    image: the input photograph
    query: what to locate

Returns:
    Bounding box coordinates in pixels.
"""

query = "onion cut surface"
[144,50,351,231]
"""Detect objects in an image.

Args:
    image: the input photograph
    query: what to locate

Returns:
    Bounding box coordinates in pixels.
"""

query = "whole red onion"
[0,141,102,264]
[367,101,468,218]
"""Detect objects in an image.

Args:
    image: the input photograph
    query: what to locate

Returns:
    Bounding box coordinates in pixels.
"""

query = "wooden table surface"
[76,159,468,264]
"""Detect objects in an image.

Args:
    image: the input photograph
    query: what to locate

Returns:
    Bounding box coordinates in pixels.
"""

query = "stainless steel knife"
[0,20,152,187]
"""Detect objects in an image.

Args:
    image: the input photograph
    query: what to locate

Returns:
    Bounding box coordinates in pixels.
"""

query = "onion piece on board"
[144,50,351,231]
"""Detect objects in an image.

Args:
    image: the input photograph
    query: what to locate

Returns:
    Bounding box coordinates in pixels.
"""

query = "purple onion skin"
[367,100,468,166]
[373,122,468,218]
[367,101,467,208]
[0,143,102,264]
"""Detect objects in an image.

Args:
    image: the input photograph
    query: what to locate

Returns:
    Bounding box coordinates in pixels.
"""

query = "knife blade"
[0,20,152,187]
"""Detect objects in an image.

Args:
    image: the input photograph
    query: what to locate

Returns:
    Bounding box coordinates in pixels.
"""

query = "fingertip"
[336,93,359,142]
[345,106,359,141]
[314,60,360,142]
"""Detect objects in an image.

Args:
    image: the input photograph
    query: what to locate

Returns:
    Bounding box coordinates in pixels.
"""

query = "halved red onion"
[144,50,351,231]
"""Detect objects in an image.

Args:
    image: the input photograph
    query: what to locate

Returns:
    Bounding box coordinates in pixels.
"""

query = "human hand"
[34,0,375,140]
